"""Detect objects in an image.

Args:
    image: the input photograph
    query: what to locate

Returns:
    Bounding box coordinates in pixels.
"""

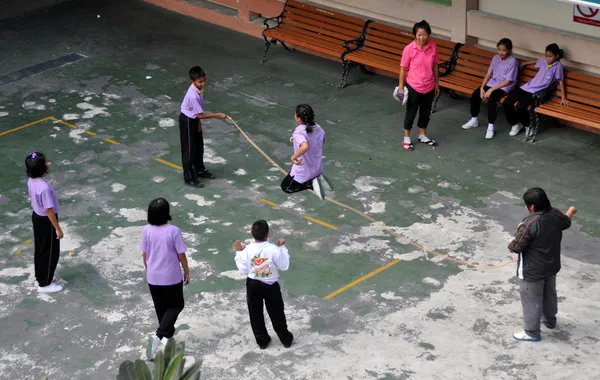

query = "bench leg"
[359,64,375,76]
[280,41,293,53]
[525,112,541,143]
[339,61,353,88]
[448,90,459,99]
[261,38,274,64]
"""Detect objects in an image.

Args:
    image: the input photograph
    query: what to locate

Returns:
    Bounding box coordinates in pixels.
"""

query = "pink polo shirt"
[400,40,439,94]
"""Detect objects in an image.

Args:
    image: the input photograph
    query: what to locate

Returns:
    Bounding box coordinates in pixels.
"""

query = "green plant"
[116,338,202,380]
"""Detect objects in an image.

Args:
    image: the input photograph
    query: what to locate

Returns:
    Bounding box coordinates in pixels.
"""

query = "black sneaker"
[259,337,271,350]
[197,170,215,179]
[184,179,204,188]
[283,333,294,348]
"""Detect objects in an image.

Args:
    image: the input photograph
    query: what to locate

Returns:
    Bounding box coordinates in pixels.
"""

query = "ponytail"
[545,43,564,60]
[295,104,316,133]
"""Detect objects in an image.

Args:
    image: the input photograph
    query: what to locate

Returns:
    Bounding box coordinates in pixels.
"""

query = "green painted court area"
[1,1,600,379]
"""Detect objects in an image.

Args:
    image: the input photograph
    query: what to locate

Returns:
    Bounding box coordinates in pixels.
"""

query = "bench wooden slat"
[535,108,600,130]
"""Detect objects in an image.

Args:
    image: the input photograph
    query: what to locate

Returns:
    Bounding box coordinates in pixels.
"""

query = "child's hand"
[56,228,64,240]
[480,87,486,99]
[289,136,294,142]
[277,238,286,246]
[184,272,190,285]
[566,206,577,218]
[560,98,570,106]
[484,89,493,99]
[291,156,302,165]
[234,240,244,251]
[216,113,228,119]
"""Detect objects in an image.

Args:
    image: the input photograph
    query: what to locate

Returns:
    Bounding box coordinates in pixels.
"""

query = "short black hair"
[523,188,552,212]
[412,20,431,36]
[251,220,269,241]
[25,152,48,178]
[189,66,206,81]
[497,38,513,51]
[147,198,172,226]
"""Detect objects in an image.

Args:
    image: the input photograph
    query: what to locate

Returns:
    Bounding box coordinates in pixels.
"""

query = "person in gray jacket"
[508,187,576,341]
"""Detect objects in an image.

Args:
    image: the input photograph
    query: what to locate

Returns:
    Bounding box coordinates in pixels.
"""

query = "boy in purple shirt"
[461,38,518,139]
[502,43,569,137]
[141,198,190,359]
[179,66,228,188]
[25,152,64,294]
[280,104,327,200]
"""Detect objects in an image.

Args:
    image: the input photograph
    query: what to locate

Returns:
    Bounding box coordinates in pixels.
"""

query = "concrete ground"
[0,1,599,379]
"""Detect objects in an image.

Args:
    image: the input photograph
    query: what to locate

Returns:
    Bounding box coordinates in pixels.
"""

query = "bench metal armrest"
[263,14,283,28]
[439,42,463,77]
[342,20,372,51]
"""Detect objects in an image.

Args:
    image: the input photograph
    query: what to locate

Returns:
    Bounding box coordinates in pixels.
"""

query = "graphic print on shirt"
[252,255,272,278]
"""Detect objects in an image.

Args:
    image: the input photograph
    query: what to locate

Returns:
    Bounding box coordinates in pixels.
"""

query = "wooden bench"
[261,0,369,64]
[531,69,600,141]
[339,21,460,88]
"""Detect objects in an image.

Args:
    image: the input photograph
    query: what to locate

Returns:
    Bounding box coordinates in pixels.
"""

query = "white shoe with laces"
[38,283,63,293]
[461,118,479,130]
[312,177,325,200]
[485,129,495,139]
[513,330,541,342]
[509,123,523,136]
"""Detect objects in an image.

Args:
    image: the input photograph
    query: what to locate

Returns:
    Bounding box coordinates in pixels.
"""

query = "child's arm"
[196,112,227,120]
[45,208,63,239]
[273,239,290,271]
[178,253,190,285]
[508,217,536,253]
[142,252,147,269]
[558,80,569,106]
[519,60,537,69]
[291,142,309,165]
[233,240,250,275]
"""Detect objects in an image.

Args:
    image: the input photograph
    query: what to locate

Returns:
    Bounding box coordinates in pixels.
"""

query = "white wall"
[479,0,600,39]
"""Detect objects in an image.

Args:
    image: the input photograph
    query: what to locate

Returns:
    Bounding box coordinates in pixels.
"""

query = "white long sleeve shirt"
[234,241,290,285]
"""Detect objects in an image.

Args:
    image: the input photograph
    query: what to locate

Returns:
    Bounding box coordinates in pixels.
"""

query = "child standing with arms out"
[461,38,519,139]
[508,188,576,342]
[179,66,228,188]
[140,198,190,359]
[234,220,294,350]
[280,104,327,200]
[502,43,569,137]
[26,152,64,293]
[397,20,440,151]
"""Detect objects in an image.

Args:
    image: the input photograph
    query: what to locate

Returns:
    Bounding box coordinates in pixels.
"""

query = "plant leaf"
[163,352,184,380]
[163,338,176,367]
[153,350,166,379]
[178,362,202,380]
[133,359,152,380]
[116,360,137,380]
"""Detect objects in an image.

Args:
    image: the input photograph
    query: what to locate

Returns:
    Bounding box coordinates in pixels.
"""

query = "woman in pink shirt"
[398,20,440,152]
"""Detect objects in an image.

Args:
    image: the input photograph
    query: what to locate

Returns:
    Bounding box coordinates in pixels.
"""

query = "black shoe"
[197,170,215,179]
[259,337,271,350]
[184,179,204,188]
[283,333,293,348]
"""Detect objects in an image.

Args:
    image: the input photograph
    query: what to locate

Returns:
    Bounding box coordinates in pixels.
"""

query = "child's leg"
[47,215,61,284]
[156,282,185,339]
[264,282,293,346]
[519,279,544,339]
[487,89,506,124]
[193,121,207,174]
[541,274,558,328]
[470,86,484,117]
[502,89,522,126]
[148,283,169,338]
[246,279,270,346]
[178,113,198,182]
[32,212,54,287]
[280,174,311,194]
[515,92,535,127]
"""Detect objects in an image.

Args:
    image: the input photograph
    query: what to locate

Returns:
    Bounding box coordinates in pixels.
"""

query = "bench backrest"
[363,21,456,64]
[556,70,600,111]
[453,45,495,81]
[282,0,367,43]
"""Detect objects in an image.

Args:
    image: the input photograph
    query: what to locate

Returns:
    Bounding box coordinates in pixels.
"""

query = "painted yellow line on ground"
[304,215,338,231]
[324,259,401,299]
[153,157,182,170]
[21,239,32,245]
[103,138,120,145]
[57,120,78,129]
[0,116,56,137]
[15,250,22,255]
[259,198,278,207]
[85,131,96,136]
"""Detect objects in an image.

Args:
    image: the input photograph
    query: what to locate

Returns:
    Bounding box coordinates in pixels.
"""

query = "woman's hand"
[435,84,440,97]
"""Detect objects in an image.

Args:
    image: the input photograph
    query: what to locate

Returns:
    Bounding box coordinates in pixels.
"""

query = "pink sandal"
[402,142,414,151]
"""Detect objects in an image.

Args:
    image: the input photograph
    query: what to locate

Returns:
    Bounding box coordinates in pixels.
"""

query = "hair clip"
[30,152,37,159]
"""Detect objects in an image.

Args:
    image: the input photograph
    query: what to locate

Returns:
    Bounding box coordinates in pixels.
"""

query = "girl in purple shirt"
[141,198,190,360]
[280,104,327,200]
[502,43,569,137]
[25,152,64,294]
[461,38,519,139]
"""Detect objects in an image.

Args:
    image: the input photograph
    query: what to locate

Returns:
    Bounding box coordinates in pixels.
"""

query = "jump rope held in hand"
[393,86,409,105]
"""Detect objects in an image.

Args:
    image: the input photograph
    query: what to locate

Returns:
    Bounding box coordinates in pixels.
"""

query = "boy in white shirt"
[234,219,294,349]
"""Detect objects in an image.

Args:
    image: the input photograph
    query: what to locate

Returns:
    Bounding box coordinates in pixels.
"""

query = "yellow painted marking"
[85,131,96,136]
[57,120,78,129]
[153,157,182,170]
[324,259,401,299]
[0,117,55,137]
[259,198,278,207]
[21,239,32,245]
[69,250,75,256]
[15,250,22,255]
[103,138,120,145]
[304,216,338,231]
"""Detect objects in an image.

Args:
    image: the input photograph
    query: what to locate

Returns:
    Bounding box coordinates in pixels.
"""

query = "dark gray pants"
[519,274,558,338]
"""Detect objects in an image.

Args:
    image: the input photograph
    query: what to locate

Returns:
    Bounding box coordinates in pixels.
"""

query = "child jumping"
[508,188,576,342]
[280,104,327,200]
[234,220,294,350]
[141,198,190,360]
[26,152,64,293]
[461,38,519,139]
[179,65,228,188]
[502,43,569,137]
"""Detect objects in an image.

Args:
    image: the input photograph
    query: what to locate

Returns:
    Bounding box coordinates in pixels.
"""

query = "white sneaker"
[318,174,332,192]
[513,330,541,342]
[38,283,63,293]
[146,334,161,360]
[461,119,479,130]
[485,129,495,139]
[312,177,325,200]
[509,123,523,136]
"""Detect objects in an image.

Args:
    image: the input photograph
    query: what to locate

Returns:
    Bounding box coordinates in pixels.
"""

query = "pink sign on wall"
[573,5,600,26]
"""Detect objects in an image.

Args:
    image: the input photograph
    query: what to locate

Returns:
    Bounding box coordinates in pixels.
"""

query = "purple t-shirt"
[27,178,58,216]
[140,224,187,286]
[290,124,326,183]
[180,84,204,118]
[487,55,518,93]
[521,59,564,94]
